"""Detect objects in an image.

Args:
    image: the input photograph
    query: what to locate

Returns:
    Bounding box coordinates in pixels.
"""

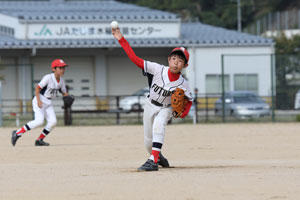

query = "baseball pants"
[27,96,57,131]
[143,99,172,154]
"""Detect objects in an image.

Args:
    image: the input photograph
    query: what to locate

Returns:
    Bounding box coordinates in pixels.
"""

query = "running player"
[11,59,69,146]
[112,28,193,171]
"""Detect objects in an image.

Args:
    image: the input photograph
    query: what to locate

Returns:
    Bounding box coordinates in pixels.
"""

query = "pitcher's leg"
[143,101,155,154]
[152,108,172,145]
[150,108,172,163]
[138,108,172,171]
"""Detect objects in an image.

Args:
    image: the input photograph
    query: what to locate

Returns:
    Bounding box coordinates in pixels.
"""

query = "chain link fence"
[217,54,275,122]
[198,53,300,123]
[276,53,300,122]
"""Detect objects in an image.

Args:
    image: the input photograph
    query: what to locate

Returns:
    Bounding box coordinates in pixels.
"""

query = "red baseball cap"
[169,47,189,64]
[51,59,68,68]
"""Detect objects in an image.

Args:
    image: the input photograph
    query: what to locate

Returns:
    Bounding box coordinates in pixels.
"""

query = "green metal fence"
[2,55,300,126]
[219,53,300,122]
[220,54,275,122]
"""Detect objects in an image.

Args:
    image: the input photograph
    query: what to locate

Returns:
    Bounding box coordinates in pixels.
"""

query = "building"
[0,0,274,104]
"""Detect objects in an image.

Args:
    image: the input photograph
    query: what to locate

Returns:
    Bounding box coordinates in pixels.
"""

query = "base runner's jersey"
[38,73,67,99]
[144,60,193,106]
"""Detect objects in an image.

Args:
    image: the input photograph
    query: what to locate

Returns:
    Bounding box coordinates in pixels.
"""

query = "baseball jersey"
[38,73,67,99]
[144,60,193,106]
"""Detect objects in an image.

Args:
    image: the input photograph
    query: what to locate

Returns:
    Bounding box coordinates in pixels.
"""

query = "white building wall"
[107,56,148,96]
[186,46,274,96]
[95,55,107,96]
[0,57,18,100]
[0,13,26,39]
[107,55,167,95]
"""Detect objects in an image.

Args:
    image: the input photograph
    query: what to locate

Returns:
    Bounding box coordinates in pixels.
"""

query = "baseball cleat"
[158,153,170,168]
[11,130,21,146]
[35,139,50,146]
[137,159,158,171]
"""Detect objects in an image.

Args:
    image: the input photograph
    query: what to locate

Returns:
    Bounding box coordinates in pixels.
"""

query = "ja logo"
[34,25,52,36]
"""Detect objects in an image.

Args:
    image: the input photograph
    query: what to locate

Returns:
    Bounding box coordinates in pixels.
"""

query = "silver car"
[119,87,149,111]
[214,91,270,118]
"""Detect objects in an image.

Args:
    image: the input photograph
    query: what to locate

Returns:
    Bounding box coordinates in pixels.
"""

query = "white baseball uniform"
[118,36,193,163]
[143,60,193,153]
[27,73,67,132]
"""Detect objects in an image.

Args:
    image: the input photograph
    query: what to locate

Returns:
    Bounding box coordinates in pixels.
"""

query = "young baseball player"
[11,59,69,146]
[112,28,193,171]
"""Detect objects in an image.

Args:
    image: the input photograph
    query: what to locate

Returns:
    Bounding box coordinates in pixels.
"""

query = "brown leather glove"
[171,88,188,118]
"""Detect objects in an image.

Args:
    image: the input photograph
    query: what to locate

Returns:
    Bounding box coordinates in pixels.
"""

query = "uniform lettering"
[162,90,168,96]
[162,90,172,97]
[146,62,192,105]
[49,88,59,96]
[158,87,163,95]
[151,84,172,97]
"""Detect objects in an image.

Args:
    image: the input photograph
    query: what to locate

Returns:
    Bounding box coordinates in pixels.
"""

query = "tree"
[274,35,300,109]
[117,0,300,30]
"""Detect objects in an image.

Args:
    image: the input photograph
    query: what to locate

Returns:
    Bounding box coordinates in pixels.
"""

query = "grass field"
[1,123,300,200]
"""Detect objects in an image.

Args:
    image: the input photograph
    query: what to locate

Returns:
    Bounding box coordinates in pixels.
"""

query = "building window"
[0,25,15,37]
[81,87,89,90]
[205,74,230,94]
[234,74,258,93]
[81,79,90,83]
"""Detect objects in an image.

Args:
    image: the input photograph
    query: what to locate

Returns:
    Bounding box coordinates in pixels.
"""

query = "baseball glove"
[171,88,188,118]
[63,95,75,107]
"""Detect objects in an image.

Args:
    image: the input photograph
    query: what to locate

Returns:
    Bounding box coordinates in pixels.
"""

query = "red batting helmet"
[169,47,189,64]
[51,59,68,68]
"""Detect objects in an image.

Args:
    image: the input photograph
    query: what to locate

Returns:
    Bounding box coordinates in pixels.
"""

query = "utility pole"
[237,0,242,32]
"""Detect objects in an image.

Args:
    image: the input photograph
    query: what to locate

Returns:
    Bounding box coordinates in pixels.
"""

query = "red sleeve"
[118,37,144,69]
[180,101,192,118]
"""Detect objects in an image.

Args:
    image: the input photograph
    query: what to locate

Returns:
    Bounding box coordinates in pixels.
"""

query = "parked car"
[294,89,300,109]
[119,87,149,111]
[214,91,270,118]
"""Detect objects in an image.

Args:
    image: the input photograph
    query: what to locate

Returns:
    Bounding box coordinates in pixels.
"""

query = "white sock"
[149,155,154,161]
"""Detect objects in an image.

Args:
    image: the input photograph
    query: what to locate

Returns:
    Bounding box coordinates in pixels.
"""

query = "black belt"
[42,95,51,100]
[151,99,170,107]
[151,99,163,107]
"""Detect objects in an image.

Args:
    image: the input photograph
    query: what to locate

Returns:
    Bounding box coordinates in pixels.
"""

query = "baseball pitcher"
[112,26,193,171]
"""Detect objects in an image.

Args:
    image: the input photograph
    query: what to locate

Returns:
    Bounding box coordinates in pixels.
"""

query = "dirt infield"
[1,123,300,200]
